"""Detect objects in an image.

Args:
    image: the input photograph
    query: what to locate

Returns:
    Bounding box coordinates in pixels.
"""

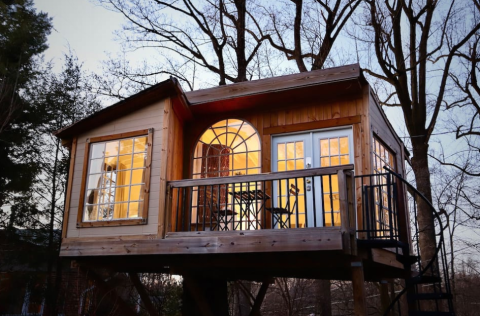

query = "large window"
[193,119,261,178]
[191,119,261,230]
[77,129,152,227]
[372,137,397,237]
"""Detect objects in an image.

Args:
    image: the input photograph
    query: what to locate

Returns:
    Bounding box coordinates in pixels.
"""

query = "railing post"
[392,172,411,247]
[338,169,349,232]
[163,184,172,238]
[338,169,355,254]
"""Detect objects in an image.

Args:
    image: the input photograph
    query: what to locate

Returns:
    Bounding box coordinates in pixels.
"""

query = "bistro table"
[228,189,270,230]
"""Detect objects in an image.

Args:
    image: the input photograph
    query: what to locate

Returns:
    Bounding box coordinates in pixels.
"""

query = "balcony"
[164,164,356,255]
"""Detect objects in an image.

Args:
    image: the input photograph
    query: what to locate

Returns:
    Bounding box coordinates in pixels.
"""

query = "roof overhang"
[185,64,364,116]
[55,64,365,140]
[54,78,188,140]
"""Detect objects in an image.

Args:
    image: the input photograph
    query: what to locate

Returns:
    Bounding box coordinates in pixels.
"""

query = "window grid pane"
[372,137,397,237]
[84,135,147,222]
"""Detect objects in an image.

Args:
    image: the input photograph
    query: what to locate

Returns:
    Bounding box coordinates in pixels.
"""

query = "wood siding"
[368,89,405,176]
[184,93,367,177]
[65,100,166,239]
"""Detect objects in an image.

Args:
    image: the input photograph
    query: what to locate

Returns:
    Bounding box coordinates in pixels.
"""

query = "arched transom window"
[193,119,261,178]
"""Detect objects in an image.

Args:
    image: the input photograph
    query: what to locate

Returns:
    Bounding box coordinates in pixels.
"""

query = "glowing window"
[79,129,152,225]
[192,119,261,178]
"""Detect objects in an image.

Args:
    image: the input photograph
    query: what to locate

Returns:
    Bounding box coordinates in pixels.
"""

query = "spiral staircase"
[357,169,454,316]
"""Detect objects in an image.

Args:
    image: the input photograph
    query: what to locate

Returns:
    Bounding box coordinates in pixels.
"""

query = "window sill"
[77,218,147,228]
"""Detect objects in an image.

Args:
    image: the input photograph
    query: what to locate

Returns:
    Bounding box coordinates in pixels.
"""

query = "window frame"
[76,129,153,228]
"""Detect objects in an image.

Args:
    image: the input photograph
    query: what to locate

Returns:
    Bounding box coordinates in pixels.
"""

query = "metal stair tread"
[357,239,409,249]
[407,275,442,285]
[408,311,454,316]
[396,254,420,265]
[407,292,453,301]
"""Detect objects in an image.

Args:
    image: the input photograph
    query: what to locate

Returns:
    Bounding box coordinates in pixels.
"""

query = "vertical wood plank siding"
[66,100,165,239]
[185,94,365,176]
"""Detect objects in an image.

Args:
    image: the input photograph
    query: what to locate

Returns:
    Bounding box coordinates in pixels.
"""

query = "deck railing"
[356,172,400,241]
[165,165,355,233]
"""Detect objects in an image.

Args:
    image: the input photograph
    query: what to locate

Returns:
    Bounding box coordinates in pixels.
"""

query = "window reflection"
[84,135,147,222]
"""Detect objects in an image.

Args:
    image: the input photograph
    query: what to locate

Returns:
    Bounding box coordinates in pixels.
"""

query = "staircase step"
[407,292,453,301]
[407,275,442,285]
[357,239,408,249]
[409,311,454,316]
[397,254,420,265]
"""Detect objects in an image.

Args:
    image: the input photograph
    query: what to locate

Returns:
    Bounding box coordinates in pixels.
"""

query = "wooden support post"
[183,276,215,316]
[129,272,160,316]
[249,279,271,316]
[183,275,229,316]
[351,260,367,316]
[380,280,391,316]
[80,267,137,316]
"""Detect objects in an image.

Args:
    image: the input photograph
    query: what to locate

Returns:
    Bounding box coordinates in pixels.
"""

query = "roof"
[54,64,364,139]
[54,78,183,139]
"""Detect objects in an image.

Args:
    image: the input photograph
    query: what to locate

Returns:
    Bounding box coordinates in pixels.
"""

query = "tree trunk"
[315,280,332,316]
[410,139,437,269]
[234,0,247,82]
[43,139,61,316]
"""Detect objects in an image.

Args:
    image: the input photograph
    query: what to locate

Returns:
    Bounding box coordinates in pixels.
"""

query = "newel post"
[338,169,356,254]
[163,183,173,238]
[338,169,350,232]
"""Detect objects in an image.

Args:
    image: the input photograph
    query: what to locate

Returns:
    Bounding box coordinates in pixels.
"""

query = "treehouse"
[54,64,454,316]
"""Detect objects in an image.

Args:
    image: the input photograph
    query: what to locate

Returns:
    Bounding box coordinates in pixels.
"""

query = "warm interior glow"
[84,136,147,221]
[193,119,261,177]
[191,119,261,228]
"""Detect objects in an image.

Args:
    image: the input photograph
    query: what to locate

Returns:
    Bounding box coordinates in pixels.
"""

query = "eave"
[53,78,189,140]
[185,63,364,116]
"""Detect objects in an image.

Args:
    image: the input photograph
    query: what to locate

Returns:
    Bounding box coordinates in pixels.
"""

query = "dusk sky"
[35,0,124,73]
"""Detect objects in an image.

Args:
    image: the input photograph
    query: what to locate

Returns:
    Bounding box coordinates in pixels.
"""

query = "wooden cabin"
[55,64,414,315]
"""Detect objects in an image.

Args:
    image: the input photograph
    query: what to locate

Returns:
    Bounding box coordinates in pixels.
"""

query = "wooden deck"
[60,227,348,257]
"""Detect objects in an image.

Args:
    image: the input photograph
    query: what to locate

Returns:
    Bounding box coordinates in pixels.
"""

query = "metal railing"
[165,165,355,233]
[356,172,400,241]
[379,168,454,315]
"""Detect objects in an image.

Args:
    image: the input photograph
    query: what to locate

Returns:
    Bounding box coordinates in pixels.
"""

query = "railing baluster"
[188,187,193,232]
[329,174,334,227]
[312,175,317,228]
[181,187,187,232]
[175,188,180,232]
[202,186,207,231]
[320,175,325,228]
[303,177,308,228]
[295,177,299,229]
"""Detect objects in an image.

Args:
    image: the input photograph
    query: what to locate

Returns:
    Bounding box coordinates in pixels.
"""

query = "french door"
[271,128,354,228]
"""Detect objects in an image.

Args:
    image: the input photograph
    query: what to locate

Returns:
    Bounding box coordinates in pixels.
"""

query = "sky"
[34,0,124,73]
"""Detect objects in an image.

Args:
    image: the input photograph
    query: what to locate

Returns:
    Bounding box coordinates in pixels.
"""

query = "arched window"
[193,119,261,178]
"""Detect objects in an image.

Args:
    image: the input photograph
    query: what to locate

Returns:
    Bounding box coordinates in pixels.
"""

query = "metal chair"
[266,183,300,229]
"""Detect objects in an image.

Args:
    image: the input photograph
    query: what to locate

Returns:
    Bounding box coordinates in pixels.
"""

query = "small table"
[229,189,270,230]
[212,208,237,231]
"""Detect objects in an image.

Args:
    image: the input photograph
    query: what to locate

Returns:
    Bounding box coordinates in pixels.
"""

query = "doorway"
[271,128,354,228]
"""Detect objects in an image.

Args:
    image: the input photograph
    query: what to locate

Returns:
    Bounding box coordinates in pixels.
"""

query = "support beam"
[249,279,271,316]
[129,272,160,316]
[351,260,367,316]
[80,267,137,316]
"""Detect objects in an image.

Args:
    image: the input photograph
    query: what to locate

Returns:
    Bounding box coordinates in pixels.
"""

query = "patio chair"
[266,183,300,229]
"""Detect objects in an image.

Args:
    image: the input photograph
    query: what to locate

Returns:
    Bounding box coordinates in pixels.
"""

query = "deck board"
[60,228,345,257]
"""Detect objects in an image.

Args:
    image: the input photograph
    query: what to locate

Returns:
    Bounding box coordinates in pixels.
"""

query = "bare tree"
[355,0,480,266]
[431,161,480,306]
[262,0,361,72]
[97,0,274,89]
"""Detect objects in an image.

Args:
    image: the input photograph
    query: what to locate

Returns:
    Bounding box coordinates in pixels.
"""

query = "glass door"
[272,128,353,228]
